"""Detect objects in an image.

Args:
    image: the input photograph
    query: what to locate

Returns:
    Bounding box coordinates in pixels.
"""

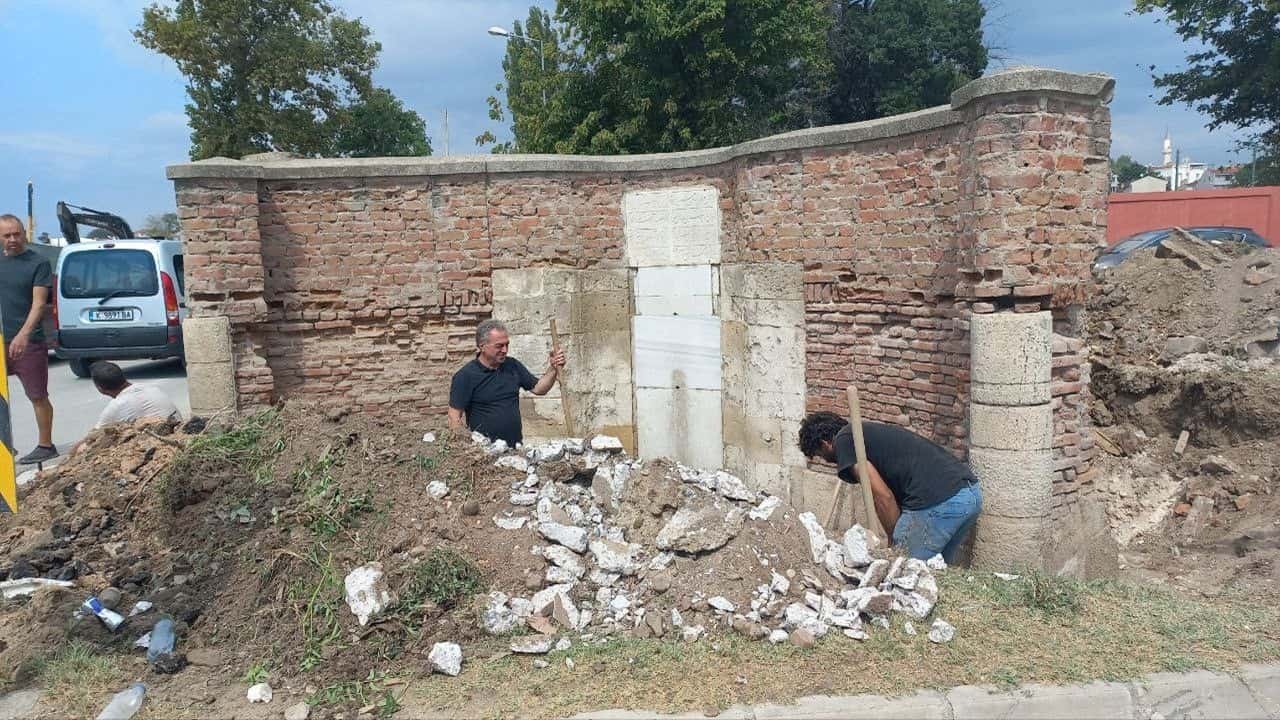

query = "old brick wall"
[170,68,1113,514]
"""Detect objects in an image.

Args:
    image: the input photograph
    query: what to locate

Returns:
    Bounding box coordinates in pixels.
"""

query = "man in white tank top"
[90,361,181,427]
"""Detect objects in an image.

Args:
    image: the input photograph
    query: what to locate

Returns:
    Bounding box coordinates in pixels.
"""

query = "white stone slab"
[635,294,714,317]
[623,187,721,267]
[633,315,722,390]
[635,266,713,297]
[635,387,723,470]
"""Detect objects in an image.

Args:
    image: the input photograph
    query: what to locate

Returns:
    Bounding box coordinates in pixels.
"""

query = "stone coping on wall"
[166,67,1114,182]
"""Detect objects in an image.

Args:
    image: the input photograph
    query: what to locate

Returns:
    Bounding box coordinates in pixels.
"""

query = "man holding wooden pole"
[798,402,983,564]
[448,319,566,447]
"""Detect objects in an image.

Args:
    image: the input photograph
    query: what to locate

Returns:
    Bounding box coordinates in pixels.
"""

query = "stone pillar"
[183,316,238,419]
[969,311,1053,570]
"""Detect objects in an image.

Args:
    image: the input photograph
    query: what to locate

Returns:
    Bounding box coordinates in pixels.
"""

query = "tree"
[1112,154,1154,188]
[1233,148,1280,188]
[1135,1,1280,167]
[86,228,112,239]
[334,88,432,158]
[485,1,831,154]
[825,0,988,123]
[135,0,380,159]
[140,212,182,237]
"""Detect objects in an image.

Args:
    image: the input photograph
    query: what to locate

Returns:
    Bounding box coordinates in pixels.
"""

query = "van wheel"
[68,359,93,378]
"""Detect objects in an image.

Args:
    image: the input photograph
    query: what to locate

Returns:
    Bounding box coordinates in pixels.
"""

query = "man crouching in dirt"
[448,319,566,447]
[798,411,982,564]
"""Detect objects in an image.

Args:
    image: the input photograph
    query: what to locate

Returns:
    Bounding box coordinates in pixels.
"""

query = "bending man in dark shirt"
[448,319,566,447]
[798,411,982,564]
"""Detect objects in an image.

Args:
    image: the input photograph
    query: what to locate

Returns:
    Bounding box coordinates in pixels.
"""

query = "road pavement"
[6,356,189,462]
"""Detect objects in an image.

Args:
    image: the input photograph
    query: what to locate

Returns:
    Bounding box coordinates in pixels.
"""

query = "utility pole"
[442,109,450,156]
[25,180,34,243]
[1173,149,1180,191]
[1252,144,1258,187]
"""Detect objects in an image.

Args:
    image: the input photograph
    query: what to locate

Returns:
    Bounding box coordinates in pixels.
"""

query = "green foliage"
[484,0,987,153]
[824,0,987,123]
[309,671,402,718]
[288,545,345,672]
[1135,0,1279,164]
[1019,571,1084,616]
[397,547,485,614]
[1232,147,1280,188]
[135,0,423,160]
[242,660,270,685]
[1112,154,1156,188]
[293,445,372,537]
[139,212,181,237]
[334,87,432,158]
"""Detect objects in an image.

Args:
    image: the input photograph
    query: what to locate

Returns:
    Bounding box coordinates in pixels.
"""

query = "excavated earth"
[1087,238,1280,597]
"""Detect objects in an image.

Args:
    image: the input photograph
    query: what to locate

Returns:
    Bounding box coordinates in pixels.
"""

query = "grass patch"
[395,572,1280,719]
[294,444,373,537]
[242,660,271,685]
[308,672,403,720]
[395,547,485,618]
[161,410,284,510]
[286,544,346,672]
[34,641,126,718]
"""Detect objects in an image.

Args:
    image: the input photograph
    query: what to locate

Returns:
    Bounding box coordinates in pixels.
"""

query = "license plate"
[89,309,134,322]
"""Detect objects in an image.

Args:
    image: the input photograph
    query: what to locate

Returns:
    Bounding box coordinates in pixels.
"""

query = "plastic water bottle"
[146,618,175,662]
[96,683,145,720]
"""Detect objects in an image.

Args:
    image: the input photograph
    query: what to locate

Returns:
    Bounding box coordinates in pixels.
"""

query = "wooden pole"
[549,319,575,437]
[824,385,885,540]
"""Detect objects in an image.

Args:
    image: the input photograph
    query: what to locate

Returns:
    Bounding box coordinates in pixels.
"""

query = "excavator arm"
[56,201,134,244]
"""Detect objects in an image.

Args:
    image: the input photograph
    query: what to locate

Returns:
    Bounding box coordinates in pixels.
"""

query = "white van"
[52,239,186,378]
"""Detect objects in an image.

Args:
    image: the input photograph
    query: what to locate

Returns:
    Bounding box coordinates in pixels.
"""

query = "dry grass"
[396,572,1280,719]
[34,640,128,718]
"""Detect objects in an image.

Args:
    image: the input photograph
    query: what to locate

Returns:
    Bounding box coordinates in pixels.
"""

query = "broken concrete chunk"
[822,607,862,630]
[510,491,539,506]
[1199,455,1241,475]
[859,559,891,588]
[823,543,860,582]
[903,621,917,636]
[589,435,624,452]
[655,505,744,554]
[426,481,449,500]
[749,495,782,521]
[247,683,273,703]
[510,598,534,618]
[428,642,463,676]
[528,442,566,464]
[422,432,436,443]
[768,628,789,644]
[1163,335,1208,361]
[510,636,555,654]
[552,593,582,630]
[681,624,706,642]
[860,591,895,616]
[545,566,578,585]
[926,554,947,571]
[531,583,574,616]
[841,525,877,567]
[495,455,530,473]
[344,563,394,626]
[493,515,528,531]
[713,471,757,503]
[928,618,955,644]
[708,596,736,613]
[769,571,790,596]
[543,545,587,579]
[782,602,819,630]
[482,592,521,635]
[471,431,489,445]
[538,522,589,553]
[797,512,828,564]
[485,439,510,456]
[843,627,869,641]
[589,538,641,575]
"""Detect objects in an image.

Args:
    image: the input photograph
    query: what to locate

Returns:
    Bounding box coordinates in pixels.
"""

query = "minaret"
[1162,130,1173,167]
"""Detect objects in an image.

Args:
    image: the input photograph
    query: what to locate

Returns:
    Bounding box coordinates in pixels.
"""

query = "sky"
[0,0,1259,235]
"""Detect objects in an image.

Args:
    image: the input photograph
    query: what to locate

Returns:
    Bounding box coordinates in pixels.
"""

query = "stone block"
[969,403,1053,451]
[635,387,722,470]
[634,265,713,297]
[722,296,804,328]
[635,294,713,317]
[1132,670,1269,719]
[947,681,1132,719]
[633,316,722,390]
[745,390,806,422]
[722,413,784,465]
[720,263,805,300]
[186,360,237,416]
[971,514,1047,572]
[182,316,233,364]
[622,186,721,267]
[969,446,1053,519]
[571,291,632,334]
[745,324,806,375]
[970,311,1052,406]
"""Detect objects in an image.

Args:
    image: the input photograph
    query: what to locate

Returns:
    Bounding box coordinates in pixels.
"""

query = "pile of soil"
[1086,237,1280,595]
[0,404,944,716]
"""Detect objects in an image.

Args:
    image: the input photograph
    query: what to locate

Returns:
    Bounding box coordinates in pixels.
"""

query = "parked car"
[1094,226,1270,271]
[52,238,186,378]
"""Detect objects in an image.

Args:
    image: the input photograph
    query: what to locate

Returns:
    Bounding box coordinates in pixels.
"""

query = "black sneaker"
[18,445,58,465]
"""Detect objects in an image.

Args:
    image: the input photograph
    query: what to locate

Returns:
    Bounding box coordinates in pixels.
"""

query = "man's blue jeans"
[891,483,983,564]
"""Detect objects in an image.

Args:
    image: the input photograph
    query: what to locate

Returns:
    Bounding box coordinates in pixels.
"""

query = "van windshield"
[60,249,158,299]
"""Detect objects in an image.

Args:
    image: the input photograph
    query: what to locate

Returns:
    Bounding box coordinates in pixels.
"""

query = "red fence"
[1107,186,1280,245]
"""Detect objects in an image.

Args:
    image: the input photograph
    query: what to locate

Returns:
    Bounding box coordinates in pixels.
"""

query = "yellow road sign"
[0,327,15,513]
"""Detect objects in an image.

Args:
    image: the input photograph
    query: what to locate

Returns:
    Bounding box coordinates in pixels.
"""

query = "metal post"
[26,181,34,243]
[1173,149,1180,191]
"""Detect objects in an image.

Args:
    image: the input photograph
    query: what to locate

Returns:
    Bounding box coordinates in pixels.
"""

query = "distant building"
[1149,131,1208,190]
[1129,176,1168,193]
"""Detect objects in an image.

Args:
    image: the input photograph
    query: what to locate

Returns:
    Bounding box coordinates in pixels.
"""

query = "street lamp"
[487,25,547,104]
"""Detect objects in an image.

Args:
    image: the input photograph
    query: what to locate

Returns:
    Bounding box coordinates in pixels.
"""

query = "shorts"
[6,341,49,401]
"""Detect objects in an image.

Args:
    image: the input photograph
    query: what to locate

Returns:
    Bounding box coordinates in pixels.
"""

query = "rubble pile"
[1086,236,1280,592]
[455,431,952,651]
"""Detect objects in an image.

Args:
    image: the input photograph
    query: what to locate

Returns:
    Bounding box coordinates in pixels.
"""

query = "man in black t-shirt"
[448,319,566,447]
[798,411,983,564]
[0,214,58,464]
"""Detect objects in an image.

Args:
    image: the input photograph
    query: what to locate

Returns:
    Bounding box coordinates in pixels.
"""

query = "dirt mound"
[1087,236,1280,595]
[0,405,948,714]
